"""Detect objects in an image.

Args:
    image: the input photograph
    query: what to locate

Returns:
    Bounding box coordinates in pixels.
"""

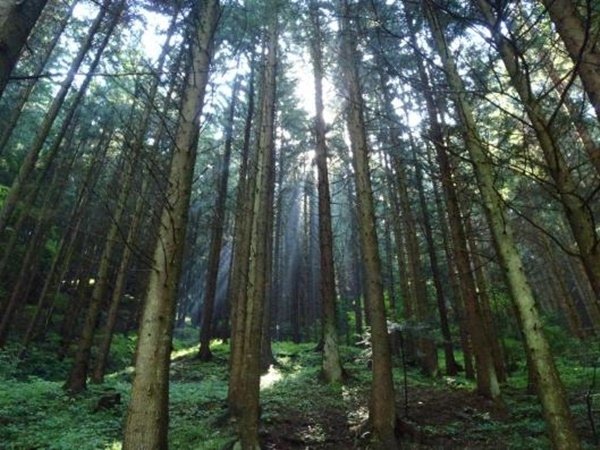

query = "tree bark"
[235,10,278,446]
[338,0,398,446]
[406,4,498,397]
[0,0,114,237]
[122,0,219,447]
[478,0,600,325]
[308,0,344,383]
[198,76,240,361]
[227,52,257,419]
[0,0,48,97]
[425,1,580,447]
[540,0,600,123]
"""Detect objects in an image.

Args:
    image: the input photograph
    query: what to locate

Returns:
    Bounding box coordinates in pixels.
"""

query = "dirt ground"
[262,390,501,448]
[260,382,575,449]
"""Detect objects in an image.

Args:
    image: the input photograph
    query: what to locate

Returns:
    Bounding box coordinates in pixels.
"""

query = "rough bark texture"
[338,0,398,446]
[540,0,600,123]
[478,0,600,324]
[227,54,256,419]
[0,0,110,237]
[236,11,277,447]
[308,0,344,384]
[0,0,48,96]
[425,1,581,447]
[122,0,219,448]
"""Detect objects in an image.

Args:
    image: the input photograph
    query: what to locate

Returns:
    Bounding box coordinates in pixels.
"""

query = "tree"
[423,0,581,447]
[338,0,398,446]
[307,0,344,384]
[539,0,600,124]
[230,4,278,445]
[122,0,220,447]
[404,2,499,398]
[476,0,600,321]
[0,0,113,237]
[198,75,240,361]
[0,0,48,97]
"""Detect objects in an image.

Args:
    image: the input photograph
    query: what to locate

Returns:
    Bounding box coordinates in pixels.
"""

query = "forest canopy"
[0,0,599,448]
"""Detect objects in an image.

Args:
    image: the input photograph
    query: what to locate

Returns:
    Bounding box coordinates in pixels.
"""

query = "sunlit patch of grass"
[171,344,198,360]
[261,364,284,389]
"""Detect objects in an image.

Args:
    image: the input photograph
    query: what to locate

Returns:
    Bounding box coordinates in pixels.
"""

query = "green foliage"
[2,337,71,381]
[2,339,599,449]
[104,333,137,373]
[0,377,128,449]
[0,184,9,206]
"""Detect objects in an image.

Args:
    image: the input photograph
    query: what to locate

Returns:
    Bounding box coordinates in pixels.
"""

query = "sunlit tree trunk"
[122,0,220,447]
[0,0,48,97]
[539,0,600,123]
[425,1,580,447]
[233,8,277,446]
[308,0,344,384]
[477,0,600,325]
[338,0,398,446]
[260,122,277,373]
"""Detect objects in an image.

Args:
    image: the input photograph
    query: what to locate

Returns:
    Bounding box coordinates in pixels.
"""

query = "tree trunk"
[412,142,458,376]
[406,4,498,397]
[464,217,507,382]
[0,0,115,237]
[91,178,148,383]
[308,0,344,384]
[0,0,48,97]
[0,0,76,154]
[431,168,474,378]
[477,0,600,321]
[378,72,438,376]
[235,10,278,447]
[539,0,600,123]
[122,0,219,447]
[338,0,398,446]
[198,76,240,361]
[227,52,257,419]
[424,1,580,447]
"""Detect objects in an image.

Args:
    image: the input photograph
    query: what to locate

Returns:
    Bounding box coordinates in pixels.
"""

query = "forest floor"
[0,329,599,449]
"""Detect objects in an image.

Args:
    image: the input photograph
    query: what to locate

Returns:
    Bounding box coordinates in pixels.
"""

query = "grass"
[0,330,599,449]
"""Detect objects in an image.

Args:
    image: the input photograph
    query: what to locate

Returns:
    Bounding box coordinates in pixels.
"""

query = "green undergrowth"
[0,332,599,449]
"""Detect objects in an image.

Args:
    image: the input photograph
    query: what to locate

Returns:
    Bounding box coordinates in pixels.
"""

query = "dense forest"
[0,0,599,448]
